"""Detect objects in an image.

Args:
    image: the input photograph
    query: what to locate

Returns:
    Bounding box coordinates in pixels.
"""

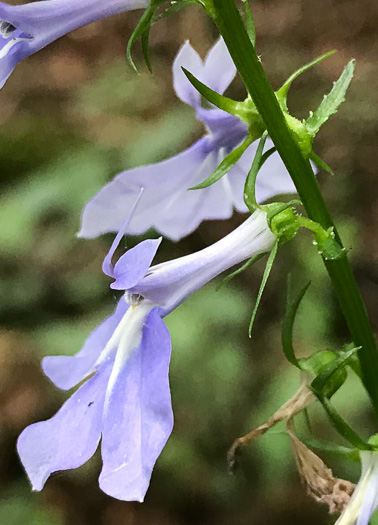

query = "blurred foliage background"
[0,0,378,524]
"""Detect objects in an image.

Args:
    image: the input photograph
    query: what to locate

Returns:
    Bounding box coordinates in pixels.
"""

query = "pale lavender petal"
[111,238,162,290]
[0,0,148,89]
[42,299,128,390]
[172,39,203,107]
[17,362,112,491]
[202,37,236,94]
[78,139,216,242]
[99,310,173,502]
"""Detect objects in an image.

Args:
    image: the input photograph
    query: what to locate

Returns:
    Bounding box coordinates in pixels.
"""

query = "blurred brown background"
[0,0,378,524]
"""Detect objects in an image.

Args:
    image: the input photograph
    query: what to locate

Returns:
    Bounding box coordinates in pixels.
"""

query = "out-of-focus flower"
[79,38,296,241]
[335,451,378,525]
[0,0,148,89]
[17,209,276,502]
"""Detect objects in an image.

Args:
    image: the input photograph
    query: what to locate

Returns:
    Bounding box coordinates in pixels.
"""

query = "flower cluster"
[5,2,374,524]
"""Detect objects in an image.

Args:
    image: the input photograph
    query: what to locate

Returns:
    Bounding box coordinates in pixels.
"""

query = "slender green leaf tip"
[281,277,311,368]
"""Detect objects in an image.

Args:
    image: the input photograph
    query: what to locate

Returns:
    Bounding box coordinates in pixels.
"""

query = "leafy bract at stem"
[189,133,255,190]
[210,0,378,413]
[306,60,355,138]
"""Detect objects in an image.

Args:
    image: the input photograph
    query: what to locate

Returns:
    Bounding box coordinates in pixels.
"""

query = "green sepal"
[126,1,162,72]
[310,347,359,398]
[313,393,371,450]
[302,437,359,460]
[281,277,311,368]
[276,51,335,107]
[216,252,266,291]
[309,150,333,174]
[268,205,301,245]
[189,133,255,190]
[141,23,152,72]
[243,1,256,46]
[243,131,270,212]
[248,241,278,337]
[305,60,355,138]
[182,68,263,128]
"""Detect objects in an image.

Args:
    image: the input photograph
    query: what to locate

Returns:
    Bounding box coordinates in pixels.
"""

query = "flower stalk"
[210,0,378,414]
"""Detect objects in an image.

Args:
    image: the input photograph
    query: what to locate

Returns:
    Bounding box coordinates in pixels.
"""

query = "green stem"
[211,0,378,413]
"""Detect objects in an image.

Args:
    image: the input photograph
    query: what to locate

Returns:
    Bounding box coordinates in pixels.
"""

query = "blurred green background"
[0,0,378,523]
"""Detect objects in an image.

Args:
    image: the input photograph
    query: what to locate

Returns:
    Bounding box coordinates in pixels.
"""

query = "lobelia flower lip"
[17,209,276,502]
[0,0,149,89]
[335,451,378,525]
[78,38,297,242]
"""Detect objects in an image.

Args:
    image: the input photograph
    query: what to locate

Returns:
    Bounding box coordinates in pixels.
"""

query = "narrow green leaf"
[314,393,371,450]
[311,347,359,394]
[141,25,152,73]
[182,67,241,116]
[126,2,158,72]
[189,134,254,190]
[302,437,359,460]
[277,51,335,103]
[243,1,256,46]
[309,150,333,174]
[217,252,266,291]
[249,241,278,337]
[281,277,311,368]
[243,131,268,211]
[306,60,355,137]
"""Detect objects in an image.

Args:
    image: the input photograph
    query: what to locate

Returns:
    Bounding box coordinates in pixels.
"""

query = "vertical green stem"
[211,0,378,413]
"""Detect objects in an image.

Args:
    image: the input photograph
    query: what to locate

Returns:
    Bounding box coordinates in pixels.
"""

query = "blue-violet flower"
[79,38,296,242]
[17,209,276,502]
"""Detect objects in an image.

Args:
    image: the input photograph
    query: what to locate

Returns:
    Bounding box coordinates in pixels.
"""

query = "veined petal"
[17,361,112,491]
[202,37,236,95]
[0,0,148,89]
[42,299,128,390]
[99,309,173,502]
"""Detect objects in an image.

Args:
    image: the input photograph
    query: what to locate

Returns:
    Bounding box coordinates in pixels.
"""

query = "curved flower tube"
[79,38,296,241]
[18,209,276,502]
[0,0,148,89]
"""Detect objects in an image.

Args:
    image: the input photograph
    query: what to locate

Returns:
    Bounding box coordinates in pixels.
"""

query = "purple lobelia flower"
[0,0,149,89]
[335,451,378,525]
[17,209,276,502]
[79,38,296,242]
